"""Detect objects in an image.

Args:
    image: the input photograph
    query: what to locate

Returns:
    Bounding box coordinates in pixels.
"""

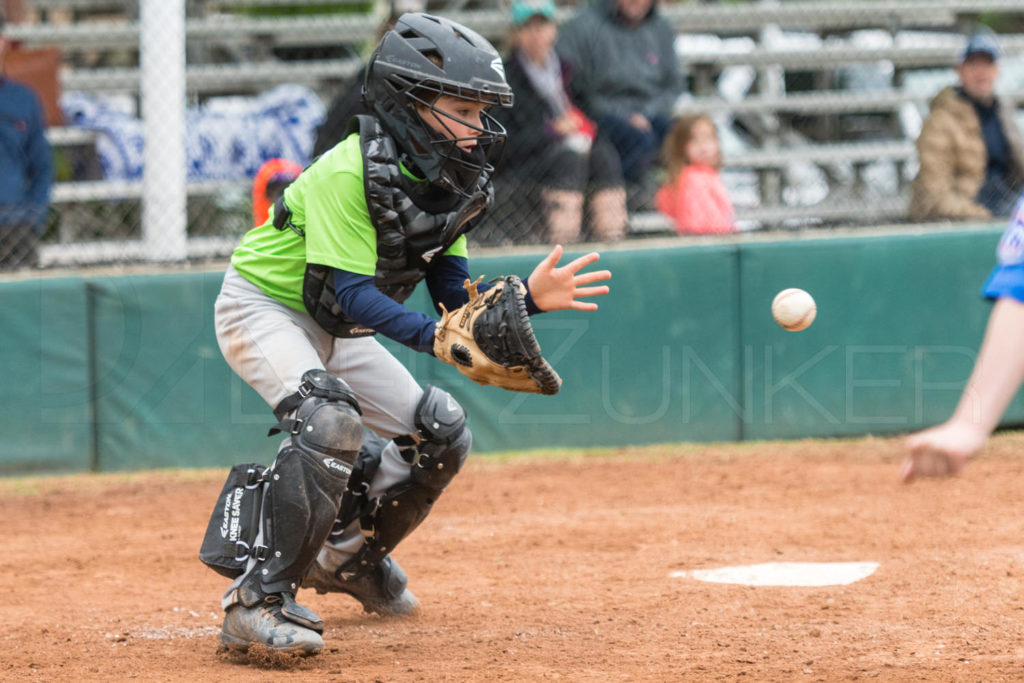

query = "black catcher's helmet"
[364,12,514,197]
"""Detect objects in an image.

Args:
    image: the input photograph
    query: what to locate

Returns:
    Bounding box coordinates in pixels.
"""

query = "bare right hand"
[526,245,611,312]
[900,421,987,483]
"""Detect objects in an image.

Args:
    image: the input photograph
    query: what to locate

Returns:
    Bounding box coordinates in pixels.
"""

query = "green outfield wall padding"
[1,226,1020,475]
[89,271,267,471]
[375,245,743,452]
[0,277,91,474]
[737,229,1016,440]
[69,246,739,471]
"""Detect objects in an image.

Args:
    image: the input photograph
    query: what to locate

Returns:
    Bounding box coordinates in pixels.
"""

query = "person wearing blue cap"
[910,31,1024,221]
[0,11,54,268]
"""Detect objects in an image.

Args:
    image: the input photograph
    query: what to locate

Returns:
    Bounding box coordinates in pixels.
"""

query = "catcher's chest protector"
[301,115,490,337]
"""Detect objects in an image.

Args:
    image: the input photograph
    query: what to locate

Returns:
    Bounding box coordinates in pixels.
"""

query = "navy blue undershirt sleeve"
[332,258,543,354]
[426,254,542,315]
[333,269,437,352]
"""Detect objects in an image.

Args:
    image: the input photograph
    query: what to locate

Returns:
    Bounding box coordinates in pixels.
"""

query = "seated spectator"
[251,158,302,227]
[495,0,626,243]
[910,31,1024,221]
[0,12,53,269]
[656,113,736,235]
[556,0,681,189]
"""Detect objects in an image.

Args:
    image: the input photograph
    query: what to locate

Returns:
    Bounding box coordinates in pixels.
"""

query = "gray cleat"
[303,556,420,617]
[221,600,324,655]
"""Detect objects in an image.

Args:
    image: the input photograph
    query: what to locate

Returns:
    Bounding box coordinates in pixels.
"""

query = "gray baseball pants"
[214,265,422,570]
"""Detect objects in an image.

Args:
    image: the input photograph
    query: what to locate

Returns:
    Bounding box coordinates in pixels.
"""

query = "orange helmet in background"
[252,158,303,227]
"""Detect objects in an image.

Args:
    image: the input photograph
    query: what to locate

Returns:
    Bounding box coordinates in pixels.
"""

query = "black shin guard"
[348,385,472,568]
[253,447,352,595]
[226,370,363,615]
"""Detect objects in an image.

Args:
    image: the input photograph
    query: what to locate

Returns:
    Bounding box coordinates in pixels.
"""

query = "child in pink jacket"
[656,113,736,234]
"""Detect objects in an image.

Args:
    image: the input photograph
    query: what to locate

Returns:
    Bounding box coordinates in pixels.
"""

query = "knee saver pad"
[274,369,361,421]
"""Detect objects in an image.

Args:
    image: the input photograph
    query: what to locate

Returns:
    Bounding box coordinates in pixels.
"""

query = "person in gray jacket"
[556,0,682,184]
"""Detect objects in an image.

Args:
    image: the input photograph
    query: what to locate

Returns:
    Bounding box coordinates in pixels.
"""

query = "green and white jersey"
[231,133,468,312]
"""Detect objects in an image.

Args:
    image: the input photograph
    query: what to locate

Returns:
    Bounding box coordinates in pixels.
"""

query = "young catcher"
[901,194,1024,482]
[200,13,611,655]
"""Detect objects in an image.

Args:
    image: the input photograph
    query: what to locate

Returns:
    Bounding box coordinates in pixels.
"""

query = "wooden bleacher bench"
[6,20,138,49]
[199,0,373,7]
[681,37,1024,73]
[660,0,1024,34]
[737,195,910,225]
[38,235,241,267]
[197,0,374,7]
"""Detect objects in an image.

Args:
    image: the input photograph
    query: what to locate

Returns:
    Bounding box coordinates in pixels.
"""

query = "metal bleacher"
[687,87,1024,118]
[59,59,360,94]
[27,0,1024,261]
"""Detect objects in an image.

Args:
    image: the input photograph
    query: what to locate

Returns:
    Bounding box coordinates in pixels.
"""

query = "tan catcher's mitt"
[433,275,562,395]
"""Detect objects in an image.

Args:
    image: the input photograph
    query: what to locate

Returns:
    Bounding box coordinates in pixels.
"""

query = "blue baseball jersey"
[982,195,1024,304]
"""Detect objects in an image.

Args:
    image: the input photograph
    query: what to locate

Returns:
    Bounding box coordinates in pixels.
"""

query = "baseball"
[772,288,816,331]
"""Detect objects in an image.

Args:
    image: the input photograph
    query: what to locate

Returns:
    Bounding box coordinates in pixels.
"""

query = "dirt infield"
[4,433,1024,681]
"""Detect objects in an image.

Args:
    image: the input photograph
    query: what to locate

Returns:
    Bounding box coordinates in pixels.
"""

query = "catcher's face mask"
[412,92,506,196]
[364,12,513,197]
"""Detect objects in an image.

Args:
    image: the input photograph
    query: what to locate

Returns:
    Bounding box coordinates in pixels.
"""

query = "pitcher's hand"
[900,421,986,483]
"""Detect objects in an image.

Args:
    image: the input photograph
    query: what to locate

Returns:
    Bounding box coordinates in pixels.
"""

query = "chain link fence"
[4,0,1024,269]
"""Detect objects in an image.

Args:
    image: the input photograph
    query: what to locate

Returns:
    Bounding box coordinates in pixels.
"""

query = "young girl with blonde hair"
[656,113,736,235]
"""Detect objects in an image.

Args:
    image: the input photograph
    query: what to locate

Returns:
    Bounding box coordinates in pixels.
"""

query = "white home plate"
[671,562,879,587]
